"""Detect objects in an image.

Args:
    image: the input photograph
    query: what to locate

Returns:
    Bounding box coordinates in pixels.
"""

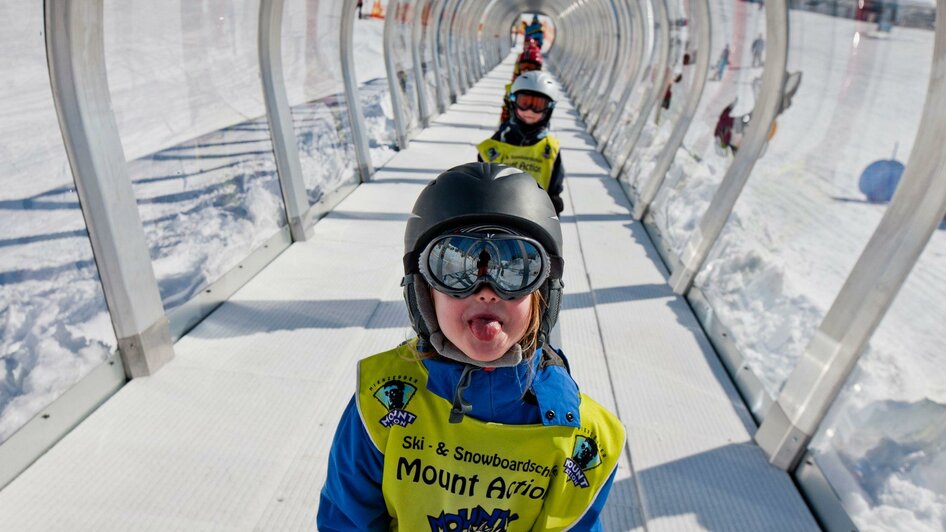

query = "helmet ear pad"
[403,273,436,343]
[412,274,439,338]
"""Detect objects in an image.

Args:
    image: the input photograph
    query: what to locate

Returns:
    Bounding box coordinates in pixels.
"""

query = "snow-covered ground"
[1,2,944,529]
[647,4,944,530]
[1,3,117,443]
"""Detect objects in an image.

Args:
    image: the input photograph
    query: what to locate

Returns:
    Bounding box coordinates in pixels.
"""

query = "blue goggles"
[417,233,554,300]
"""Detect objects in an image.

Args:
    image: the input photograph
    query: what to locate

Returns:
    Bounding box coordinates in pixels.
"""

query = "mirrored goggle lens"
[514,93,550,113]
[423,235,546,296]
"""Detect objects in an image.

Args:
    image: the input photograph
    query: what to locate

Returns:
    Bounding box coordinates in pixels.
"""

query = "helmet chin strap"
[412,275,524,368]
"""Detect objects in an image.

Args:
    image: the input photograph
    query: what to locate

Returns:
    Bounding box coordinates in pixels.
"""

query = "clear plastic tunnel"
[1,0,944,530]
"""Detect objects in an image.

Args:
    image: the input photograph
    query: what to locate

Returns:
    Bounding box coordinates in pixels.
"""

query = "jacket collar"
[421,347,581,428]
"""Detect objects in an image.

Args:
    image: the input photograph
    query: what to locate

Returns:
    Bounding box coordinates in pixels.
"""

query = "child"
[479,71,565,215]
[317,162,625,531]
[500,46,543,124]
[525,15,544,49]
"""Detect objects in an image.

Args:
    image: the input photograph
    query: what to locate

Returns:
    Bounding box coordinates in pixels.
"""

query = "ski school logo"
[563,435,602,488]
[427,505,519,532]
[374,379,418,428]
[486,147,500,161]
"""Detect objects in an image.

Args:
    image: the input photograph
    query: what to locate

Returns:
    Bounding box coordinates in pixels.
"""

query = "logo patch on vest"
[563,435,602,488]
[486,147,500,161]
[542,143,552,159]
[427,505,519,531]
[373,378,418,427]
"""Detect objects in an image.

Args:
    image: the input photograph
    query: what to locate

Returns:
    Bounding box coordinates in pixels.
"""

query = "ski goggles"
[417,233,553,300]
[512,93,552,113]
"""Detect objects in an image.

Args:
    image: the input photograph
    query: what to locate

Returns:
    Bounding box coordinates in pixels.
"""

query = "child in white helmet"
[478,71,566,215]
[317,163,624,531]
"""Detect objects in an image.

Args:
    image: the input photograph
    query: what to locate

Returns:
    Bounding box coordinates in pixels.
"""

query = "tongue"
[470,318,501,341]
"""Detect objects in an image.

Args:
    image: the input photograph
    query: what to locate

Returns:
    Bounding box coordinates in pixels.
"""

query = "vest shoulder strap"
[357,343,426,451]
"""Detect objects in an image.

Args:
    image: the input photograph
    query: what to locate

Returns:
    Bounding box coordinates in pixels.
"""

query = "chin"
[464,340,509,362]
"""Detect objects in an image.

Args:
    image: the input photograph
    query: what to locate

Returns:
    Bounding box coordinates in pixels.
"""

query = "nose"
[476,285,499,302]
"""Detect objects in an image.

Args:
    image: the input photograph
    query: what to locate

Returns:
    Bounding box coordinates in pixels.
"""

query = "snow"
[0,2,116,442]
[646,5,944,530]
[352,14,400,167]
[0,3,397,444]
[1,1,944,529]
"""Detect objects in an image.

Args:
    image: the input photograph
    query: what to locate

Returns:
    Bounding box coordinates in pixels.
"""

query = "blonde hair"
[517,290,545,356]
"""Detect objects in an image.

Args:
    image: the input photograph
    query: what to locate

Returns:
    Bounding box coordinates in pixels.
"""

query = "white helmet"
[511,71,558,104]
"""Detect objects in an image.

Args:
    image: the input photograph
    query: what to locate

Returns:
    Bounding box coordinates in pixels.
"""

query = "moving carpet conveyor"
[0,56,816,530]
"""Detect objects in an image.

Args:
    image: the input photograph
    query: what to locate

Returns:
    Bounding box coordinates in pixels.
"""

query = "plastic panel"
[808,226,946,531]
[649,0,767,260]
[633,0,711,220]
[0,1,117,445]
[587,0,633,132]
[594,0,644,144]
[416,0,438,122]
[692,3,934,399]
[618,0,691,198]
[449,0,468,92]
[103,1,287,312]
[609,0,671,177]
[353,0,399,167]
[454,0,473,90]
[602,0,657,165]
[282,0,359,205]
[578,0,615,121]
[389,0,421,135]
[426,0,448,112]
[437,0,458,105]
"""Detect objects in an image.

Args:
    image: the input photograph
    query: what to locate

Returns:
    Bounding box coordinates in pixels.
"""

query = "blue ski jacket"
[317,346,618,531]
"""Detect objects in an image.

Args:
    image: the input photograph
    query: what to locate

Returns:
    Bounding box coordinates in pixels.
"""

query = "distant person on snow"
[478,71,565,215]
[356,0,364,19]
[751,34,765,67]
[712,43,730,80]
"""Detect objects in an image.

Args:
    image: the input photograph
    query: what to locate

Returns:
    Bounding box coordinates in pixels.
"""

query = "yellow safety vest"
[477,136,560,190]
[357,343,625,531]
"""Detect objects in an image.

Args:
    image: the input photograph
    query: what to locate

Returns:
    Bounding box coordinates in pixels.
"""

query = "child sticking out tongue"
[470,315,502,342]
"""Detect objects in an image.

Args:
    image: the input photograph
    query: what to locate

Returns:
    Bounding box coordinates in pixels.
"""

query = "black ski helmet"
[402,162,564,349]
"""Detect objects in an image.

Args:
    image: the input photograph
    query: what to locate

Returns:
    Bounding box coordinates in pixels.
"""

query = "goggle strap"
[538,278,564,350]
[403,250,420,273]
[549,256,564,279]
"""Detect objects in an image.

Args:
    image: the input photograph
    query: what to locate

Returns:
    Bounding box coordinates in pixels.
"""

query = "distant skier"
[712,44,730,81]
[751,34,765,67]
[356,0,364,19]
